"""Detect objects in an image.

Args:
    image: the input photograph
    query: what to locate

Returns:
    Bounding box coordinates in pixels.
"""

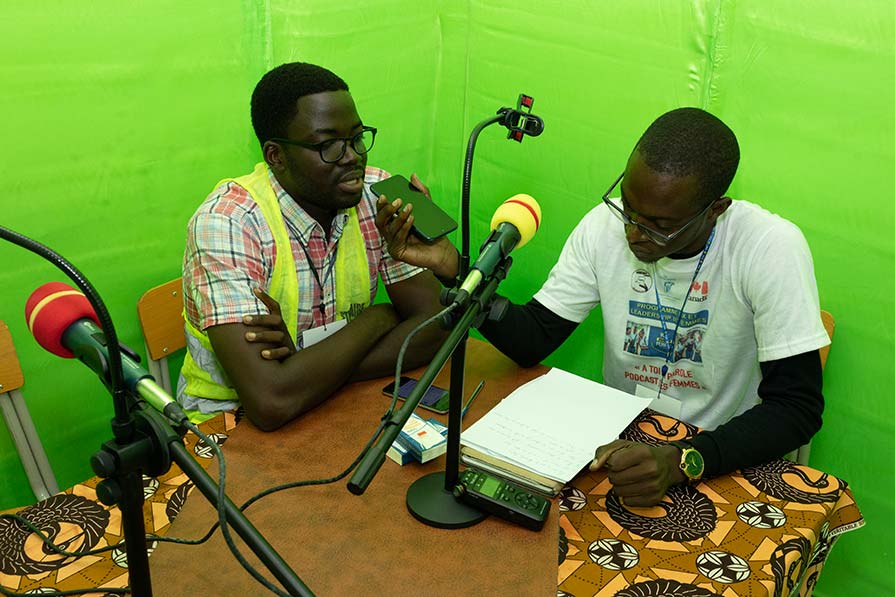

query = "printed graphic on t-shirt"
[630,269,652,293]
[627,362,704,393]
[623,297,709,358]
[687,279,710,302]
[623,320,707,364]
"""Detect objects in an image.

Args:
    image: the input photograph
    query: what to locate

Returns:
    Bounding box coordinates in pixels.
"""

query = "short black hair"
[250,62,349,147]
[635,107,740,206]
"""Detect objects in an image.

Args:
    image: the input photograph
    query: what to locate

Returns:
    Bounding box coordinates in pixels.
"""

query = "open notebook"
[460,368,652,496]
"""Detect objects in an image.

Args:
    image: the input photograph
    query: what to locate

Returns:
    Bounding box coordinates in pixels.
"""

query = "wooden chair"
[793,309,835,465]
[136,278,186,395]
[0,320,60,501]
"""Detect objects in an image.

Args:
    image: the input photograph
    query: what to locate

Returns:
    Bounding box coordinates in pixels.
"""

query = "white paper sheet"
[461,368,652,482]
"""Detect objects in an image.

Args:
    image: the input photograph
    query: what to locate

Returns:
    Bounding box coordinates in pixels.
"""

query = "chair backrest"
[819,310,835,370]
[0,320,60,500]
[793,309,835,466]
[136,278,186,395]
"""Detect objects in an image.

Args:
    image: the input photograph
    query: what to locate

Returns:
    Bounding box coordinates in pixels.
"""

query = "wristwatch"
[671,441,704,484]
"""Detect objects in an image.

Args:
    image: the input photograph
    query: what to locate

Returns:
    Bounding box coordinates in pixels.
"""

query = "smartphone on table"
[382,376,450,414]
[370,175,458,242]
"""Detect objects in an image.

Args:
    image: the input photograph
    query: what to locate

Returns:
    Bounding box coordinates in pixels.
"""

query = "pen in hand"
[460,380,486,420]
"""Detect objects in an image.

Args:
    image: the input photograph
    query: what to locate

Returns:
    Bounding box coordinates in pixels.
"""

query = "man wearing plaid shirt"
[177,62,446,431]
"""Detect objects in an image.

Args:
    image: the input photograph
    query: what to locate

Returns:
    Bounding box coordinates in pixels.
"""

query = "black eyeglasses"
[271,126,377,164]
[601,172,715,246]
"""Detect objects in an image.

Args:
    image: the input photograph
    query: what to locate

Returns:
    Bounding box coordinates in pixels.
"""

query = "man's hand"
[374,173,459,280]
[589,439,686,507]
[242,288,295,360]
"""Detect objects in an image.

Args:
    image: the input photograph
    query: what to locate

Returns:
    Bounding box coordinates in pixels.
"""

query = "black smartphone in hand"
[382,376,450,414]
[370,175,458,242]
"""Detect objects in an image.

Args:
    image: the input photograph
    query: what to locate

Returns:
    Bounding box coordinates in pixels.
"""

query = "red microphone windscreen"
[25,282,99,358]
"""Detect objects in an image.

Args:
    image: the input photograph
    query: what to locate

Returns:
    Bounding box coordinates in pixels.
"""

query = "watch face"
[682,448,704,479]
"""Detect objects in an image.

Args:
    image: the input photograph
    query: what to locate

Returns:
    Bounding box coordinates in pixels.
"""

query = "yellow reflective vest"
[180,163,370,421]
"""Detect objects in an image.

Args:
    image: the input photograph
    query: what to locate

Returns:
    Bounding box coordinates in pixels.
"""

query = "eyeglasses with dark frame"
[601,172,715,246]
[271,126,377,164]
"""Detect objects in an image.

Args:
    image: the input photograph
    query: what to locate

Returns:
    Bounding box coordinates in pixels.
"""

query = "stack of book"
[388,413,449,465]
[459,445,565,496]
[460,368,652,496]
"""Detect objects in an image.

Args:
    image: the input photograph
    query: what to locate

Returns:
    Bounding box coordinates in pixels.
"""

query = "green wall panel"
[0,1,890,593]
[709,3,895,593]
[268,0,443,191]
[0,1,265,508]
[447,0,715,378]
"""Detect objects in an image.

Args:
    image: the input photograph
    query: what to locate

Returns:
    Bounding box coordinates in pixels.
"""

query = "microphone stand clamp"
[497,94,543,142]
[437,256,513,330]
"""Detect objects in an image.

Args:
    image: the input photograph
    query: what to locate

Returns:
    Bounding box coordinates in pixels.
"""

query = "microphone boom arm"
[89,405,313,596]
[2,224,313,596]
[1,225,130,425]
[347,96,543,526]
[347,256,508,495]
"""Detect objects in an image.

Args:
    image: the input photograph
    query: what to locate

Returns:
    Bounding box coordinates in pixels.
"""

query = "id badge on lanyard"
[301,318,347,347]
[636,383,682,419]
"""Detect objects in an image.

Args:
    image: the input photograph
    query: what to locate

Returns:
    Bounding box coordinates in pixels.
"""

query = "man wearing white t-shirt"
[375,107,828,507]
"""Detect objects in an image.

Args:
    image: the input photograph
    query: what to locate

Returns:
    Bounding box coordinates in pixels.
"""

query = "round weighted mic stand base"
[406,472,488,529]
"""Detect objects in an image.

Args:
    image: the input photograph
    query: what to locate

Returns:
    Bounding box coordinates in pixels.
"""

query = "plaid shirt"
[183,165,423,345]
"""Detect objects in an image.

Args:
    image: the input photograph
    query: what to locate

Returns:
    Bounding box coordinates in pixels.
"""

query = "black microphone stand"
[347,256,512,527]
[0,225,313,596]
[347,96,542,528]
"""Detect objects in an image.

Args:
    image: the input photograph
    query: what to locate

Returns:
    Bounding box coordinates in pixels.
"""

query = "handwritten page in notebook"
[461,368,652,483]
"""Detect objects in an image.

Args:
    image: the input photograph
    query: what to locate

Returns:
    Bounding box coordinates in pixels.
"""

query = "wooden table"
[148,339,557,596]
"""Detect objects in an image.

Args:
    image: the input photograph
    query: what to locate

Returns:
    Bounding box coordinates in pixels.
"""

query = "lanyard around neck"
[652,227,715,389]
[295,231,339,322]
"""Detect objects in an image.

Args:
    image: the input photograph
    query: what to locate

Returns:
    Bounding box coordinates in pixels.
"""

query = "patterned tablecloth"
[0,411,238,594]
[557,410,864,597]
[1,407,863,596]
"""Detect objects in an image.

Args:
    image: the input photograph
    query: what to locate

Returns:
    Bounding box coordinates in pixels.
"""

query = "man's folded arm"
[349,270,448,381]
[207,303,399,432]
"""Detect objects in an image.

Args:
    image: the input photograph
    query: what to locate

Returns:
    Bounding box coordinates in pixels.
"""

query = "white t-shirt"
[534,200,830,430]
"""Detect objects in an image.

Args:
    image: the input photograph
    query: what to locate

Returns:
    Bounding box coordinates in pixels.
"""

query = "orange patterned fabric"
[0,411,238,594]
[1,407,864,595]
[557,410,864,596]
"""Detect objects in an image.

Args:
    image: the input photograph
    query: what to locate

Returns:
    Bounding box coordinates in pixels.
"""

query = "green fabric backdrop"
[0,1,891,593]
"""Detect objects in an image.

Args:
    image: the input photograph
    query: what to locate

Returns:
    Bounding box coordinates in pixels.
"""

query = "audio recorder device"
[453,468,550,531]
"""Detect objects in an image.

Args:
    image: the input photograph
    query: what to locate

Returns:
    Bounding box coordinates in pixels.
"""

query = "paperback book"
[388,414,448,465]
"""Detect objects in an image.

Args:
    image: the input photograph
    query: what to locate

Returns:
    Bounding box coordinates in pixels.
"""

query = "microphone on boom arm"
[25,281,188,425]
[449,194,542,308]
